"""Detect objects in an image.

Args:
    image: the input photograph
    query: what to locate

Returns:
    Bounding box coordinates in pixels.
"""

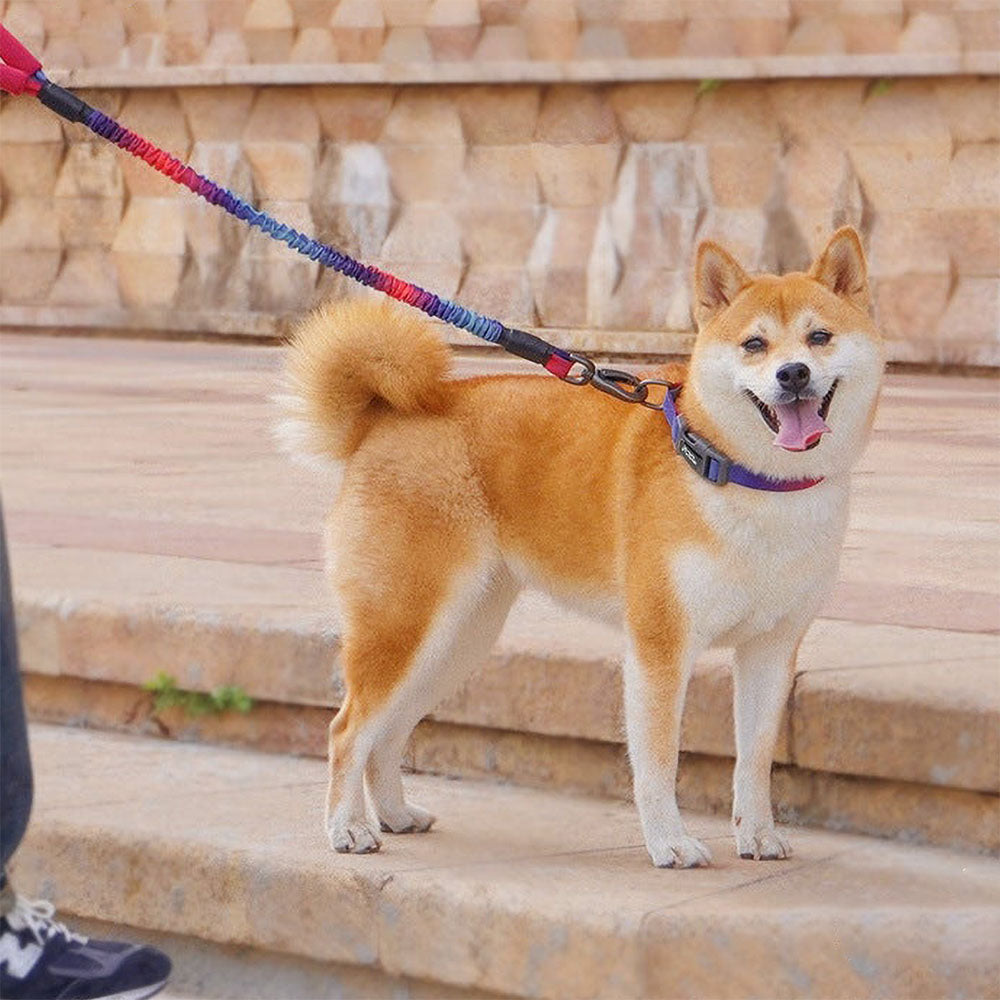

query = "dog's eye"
[808,329,832,346]
[741,336,767,354]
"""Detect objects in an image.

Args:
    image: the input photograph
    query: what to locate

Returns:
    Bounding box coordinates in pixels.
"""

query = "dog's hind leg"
[326,552,516,853]
[364,566,518,835]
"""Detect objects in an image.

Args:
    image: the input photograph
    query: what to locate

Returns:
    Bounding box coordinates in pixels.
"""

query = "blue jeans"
[0,504,33,880]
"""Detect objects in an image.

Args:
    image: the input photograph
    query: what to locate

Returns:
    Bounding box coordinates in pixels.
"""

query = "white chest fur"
[671,476,851,648]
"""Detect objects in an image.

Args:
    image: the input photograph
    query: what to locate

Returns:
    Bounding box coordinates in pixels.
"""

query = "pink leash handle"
[0,24,43,94]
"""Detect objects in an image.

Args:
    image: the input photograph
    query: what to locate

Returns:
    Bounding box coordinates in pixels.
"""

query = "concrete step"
[16,592,1000,854]
[13,725,1000,1000]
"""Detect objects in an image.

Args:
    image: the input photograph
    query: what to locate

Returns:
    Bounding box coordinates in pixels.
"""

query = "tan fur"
[281,228,884,866]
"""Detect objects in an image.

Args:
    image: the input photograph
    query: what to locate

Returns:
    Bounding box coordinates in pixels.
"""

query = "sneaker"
[0,894,170,1000]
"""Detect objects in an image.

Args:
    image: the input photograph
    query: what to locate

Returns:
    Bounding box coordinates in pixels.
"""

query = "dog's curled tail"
[276,299,452,464]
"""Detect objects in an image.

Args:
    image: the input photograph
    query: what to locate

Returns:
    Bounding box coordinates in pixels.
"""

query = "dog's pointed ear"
[693,241,751,329]
[810,227,871,312]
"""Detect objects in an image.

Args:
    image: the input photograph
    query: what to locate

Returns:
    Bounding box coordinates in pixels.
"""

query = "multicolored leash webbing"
[0,23,609,386]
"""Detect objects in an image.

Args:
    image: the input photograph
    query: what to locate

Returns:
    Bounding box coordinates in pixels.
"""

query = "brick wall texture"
[0,1,998,364]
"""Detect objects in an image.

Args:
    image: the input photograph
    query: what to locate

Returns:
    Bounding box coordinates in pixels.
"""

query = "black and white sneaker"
[0,894,170,1000]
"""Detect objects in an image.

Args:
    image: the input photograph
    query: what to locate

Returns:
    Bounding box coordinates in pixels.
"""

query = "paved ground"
[1,332,997,640]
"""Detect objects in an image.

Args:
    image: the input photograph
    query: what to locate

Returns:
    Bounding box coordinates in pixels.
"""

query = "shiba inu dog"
[280,227,883,868]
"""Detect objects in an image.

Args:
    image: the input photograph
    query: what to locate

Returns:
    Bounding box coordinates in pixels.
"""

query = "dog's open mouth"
[745,380,839,452]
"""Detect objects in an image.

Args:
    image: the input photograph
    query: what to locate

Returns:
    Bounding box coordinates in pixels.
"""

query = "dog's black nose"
[776,362,811,394]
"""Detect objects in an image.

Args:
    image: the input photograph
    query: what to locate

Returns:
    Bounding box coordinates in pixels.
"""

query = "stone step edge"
[16,595,1000,796]
[24,675,1000,855]
[14,728,1000,1000]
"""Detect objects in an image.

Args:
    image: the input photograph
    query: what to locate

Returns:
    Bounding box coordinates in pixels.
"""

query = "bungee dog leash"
[0,24,821,492]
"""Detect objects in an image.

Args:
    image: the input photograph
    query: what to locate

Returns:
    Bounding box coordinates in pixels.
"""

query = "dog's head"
[685,227,884,482]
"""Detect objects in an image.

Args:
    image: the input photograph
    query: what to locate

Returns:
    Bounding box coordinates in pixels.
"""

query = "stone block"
[688,86,782,145]
[457,265,536,326]
[522,0,578,60]
[54,196,124,249]
[313,86,394,142]
[532,143,621,208]
[2,2,44,56]
[114,253,186,307]
[383,0,433,26]
[427,0,481,59]
[784,16,846,54]
[122,0,166,34]
[783,145,854,210]
[937,278,1000,344]
[0,251,62,303]
[609,83,696,142]
[616,143,709,215]
[312,143,391,256]
[838,9,904,53]
[119,91,192,157]
[0,142,62,197]
[289,0,337,28]
[246,256,320,311]
[384,144,463,203]
[899,10,961,53]
[77,4,128,66]
[54,143,124,200]
[41,37,87,70]
[0,97,64,143]
[329,0,386,61]
[40,0,83,33]
[934,79,1000,144]
[733,17,789,56]
[472,24,528,60]
[707,143,780,207]
[456,87,540,145]
[866,211,950,279]
[769,79,866,149]
[681,16,737,57]
[479,0,523,25]
[575,24,628,58]
[697,209,769,271]
[850,145,950,213]
[535,86,617,144]
[244,141,317,200]
[383,92,464,145]
[457,206,541,264]
[165,0,211,64]
[873,273,951,341]
[939,143,1000,210]
[380,26,433,62]
[954,5,1000,51]
[112,198,187,256]
[528,207,601,327]
[289,26,338,61]
[177,87,257,143]
[935,209,1000,277]
[245,28,295,62]
[620,2,685,58]
[0,199,62,250]
[245,89,320,144]
[461,145,539,205]
[380,204,462,266]
[243,0,294,29]
[202,29,250,64]
[47,249,120,306]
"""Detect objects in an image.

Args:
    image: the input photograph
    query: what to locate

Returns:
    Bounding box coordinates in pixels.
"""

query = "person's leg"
[0,502,33,895]
[0,505,172,998]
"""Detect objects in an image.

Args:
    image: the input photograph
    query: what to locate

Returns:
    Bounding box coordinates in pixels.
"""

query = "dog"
[279,226,884,868]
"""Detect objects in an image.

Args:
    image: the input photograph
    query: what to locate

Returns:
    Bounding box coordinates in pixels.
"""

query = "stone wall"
[0,1,998,364]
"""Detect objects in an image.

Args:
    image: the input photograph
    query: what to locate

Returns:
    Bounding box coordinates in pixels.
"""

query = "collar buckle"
[675,418,731,486]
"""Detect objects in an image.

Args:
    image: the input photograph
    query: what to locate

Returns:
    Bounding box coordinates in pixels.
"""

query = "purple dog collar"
[662,385,823,492]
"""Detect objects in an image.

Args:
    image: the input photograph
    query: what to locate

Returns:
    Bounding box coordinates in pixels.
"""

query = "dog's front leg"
[623,636,711,868]
[731,624,805,860]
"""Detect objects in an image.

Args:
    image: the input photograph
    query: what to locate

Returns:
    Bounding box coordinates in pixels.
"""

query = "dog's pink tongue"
[773,399,830,451]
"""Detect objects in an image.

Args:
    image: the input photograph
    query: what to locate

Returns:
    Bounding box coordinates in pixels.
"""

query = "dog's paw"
[378,802,436,834]
[327,817,382,854]
[647,834,713,869]
[736,825,791,861]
